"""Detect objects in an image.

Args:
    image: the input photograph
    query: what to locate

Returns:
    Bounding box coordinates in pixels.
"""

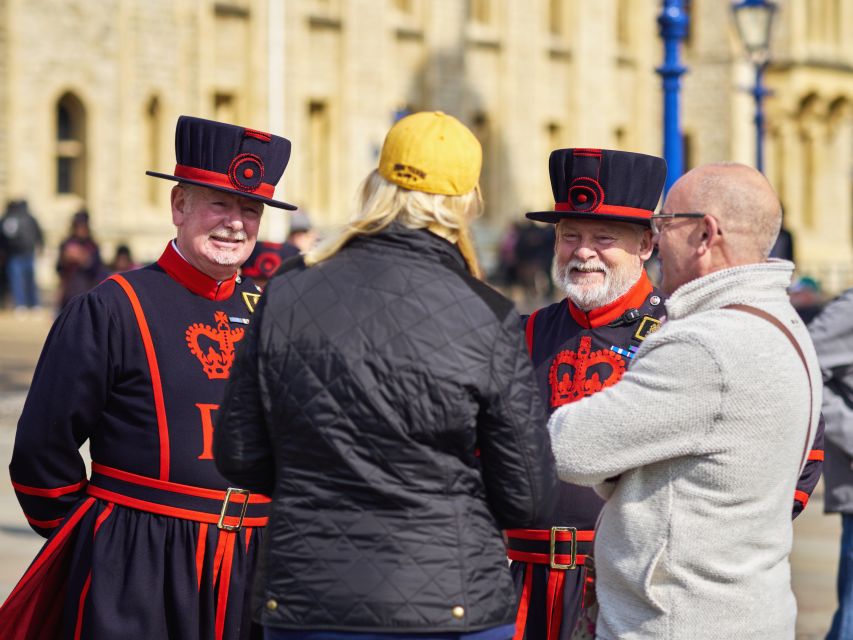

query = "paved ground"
[0,307,841,636]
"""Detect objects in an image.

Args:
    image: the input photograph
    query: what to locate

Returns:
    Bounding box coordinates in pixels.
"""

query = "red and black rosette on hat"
[146,116,297,210]
[526,148,666,226]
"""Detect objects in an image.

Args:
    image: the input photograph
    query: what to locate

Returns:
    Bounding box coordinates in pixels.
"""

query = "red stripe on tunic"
[513,566,534,640]
[1,499,96,607]
[91,462,270,503]
[525,310,540,356]
[109,275,171,481]
[24,514,63,529]
[74,503,114,640]
[12,479,88,497]
[215,533,237,640]
[86,485,269,527]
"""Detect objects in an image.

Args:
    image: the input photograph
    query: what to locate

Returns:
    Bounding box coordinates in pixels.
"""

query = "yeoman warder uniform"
[506,148,825,640]
[0,116,296,640]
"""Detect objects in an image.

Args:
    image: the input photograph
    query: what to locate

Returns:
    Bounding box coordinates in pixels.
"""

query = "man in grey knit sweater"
[548,163,822,639]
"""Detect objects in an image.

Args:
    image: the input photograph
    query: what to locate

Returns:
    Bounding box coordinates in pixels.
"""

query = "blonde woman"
[215,112,557,640]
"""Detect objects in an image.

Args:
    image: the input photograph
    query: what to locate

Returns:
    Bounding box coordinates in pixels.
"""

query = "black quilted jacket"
[214,224,557,633]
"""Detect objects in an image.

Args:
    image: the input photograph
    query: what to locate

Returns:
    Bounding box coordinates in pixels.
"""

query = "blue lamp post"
[657,0,689,195]
[732,0,777,174]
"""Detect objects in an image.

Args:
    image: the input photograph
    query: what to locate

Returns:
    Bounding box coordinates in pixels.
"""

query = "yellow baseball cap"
[378,111,482,196]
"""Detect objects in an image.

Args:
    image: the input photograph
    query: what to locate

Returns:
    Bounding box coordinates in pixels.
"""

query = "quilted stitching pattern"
[217,225,556,631]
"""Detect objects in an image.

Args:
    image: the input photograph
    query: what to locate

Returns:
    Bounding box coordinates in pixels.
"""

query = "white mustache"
[210,230,247,242]
[565,259,609,274]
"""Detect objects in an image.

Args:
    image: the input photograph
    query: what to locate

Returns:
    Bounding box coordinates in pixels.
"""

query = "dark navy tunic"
[1,242,267,640]
[510,270,825,640]
[509,271,665,640]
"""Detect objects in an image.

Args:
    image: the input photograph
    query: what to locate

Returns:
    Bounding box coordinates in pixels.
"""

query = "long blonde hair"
[304,170,483,278]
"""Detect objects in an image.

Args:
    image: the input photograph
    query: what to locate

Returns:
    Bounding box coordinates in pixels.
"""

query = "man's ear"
[171,186,186,227]
[638,228,655,261]
[697,214,720,255]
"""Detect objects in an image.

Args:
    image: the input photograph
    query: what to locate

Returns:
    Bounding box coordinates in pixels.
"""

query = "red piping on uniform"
[174,165,275,198]
[110,275,171,480]
[12,479,88,498]
[0,498,96,607]
[73,503,114,640]
[506,549,588,566]
[568,270,654,328]
[525,310,540,356]
[513,566,533,640]
[794,490,810,508]
[92,463,270,503]
[554,202,652,219]
[215,533,237,640]
[23,514,63,529]
[506,528,595,542]
[86,485,269,527]
[157,242,237,301]
[213,534,227,587]
[93,503,114,536]
[546,569,566,640]
[197,523,208,591]
[808,449,824,461]
[73,574,92,640]
[244,128,272,142]
[245,527,253,554]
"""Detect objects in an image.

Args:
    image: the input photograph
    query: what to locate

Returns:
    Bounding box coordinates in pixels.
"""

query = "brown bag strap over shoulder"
[724,304,814,472]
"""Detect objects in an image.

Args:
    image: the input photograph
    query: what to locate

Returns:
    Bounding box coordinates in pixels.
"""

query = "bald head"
[671,162,782,261]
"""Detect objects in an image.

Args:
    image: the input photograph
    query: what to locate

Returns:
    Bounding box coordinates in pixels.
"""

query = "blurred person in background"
[56,209,106,309]
[514,220,555,306]
[789,275,825,324]
[215,111,557,640]
[0,199,43,314]
[769,207,795,262]
[285,210,317,253]
[108,243,138,274]
[0,115,296,639]
[808,288,853,640]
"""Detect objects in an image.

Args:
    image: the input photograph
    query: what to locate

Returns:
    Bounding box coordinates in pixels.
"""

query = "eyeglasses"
[650,212,706,235]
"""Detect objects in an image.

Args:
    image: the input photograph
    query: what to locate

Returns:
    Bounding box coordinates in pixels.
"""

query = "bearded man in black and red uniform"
[0,115,297,640]
[507,148,825,640]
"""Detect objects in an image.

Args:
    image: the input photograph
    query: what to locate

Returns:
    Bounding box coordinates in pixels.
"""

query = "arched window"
[56,92,87,197]
[146,96,161,205]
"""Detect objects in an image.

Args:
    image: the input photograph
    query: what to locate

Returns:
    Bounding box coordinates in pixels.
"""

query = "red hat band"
[173,164,275,198]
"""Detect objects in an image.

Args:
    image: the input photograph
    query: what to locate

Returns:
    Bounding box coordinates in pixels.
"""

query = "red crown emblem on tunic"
[549,336,626,407]
[185,311,245,380]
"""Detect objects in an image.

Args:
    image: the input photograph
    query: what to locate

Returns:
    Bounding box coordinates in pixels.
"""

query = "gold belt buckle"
[218,487,250,531]
[549,526,577,570]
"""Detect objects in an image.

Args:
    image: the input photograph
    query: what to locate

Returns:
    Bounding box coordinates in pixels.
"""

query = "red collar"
[567,271,653,328]
[157,242,237,301]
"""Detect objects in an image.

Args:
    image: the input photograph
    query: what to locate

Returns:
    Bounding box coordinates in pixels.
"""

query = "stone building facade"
[0,0,851,292]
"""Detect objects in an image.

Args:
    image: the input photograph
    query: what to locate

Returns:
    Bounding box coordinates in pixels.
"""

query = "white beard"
[206,230,248,266]
[552,257,641,311]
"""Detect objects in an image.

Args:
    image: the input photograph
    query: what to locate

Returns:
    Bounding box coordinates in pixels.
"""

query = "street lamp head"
[732,0,777,65]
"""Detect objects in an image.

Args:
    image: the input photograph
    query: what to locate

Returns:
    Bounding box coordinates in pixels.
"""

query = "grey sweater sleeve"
[548,331,723,486]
